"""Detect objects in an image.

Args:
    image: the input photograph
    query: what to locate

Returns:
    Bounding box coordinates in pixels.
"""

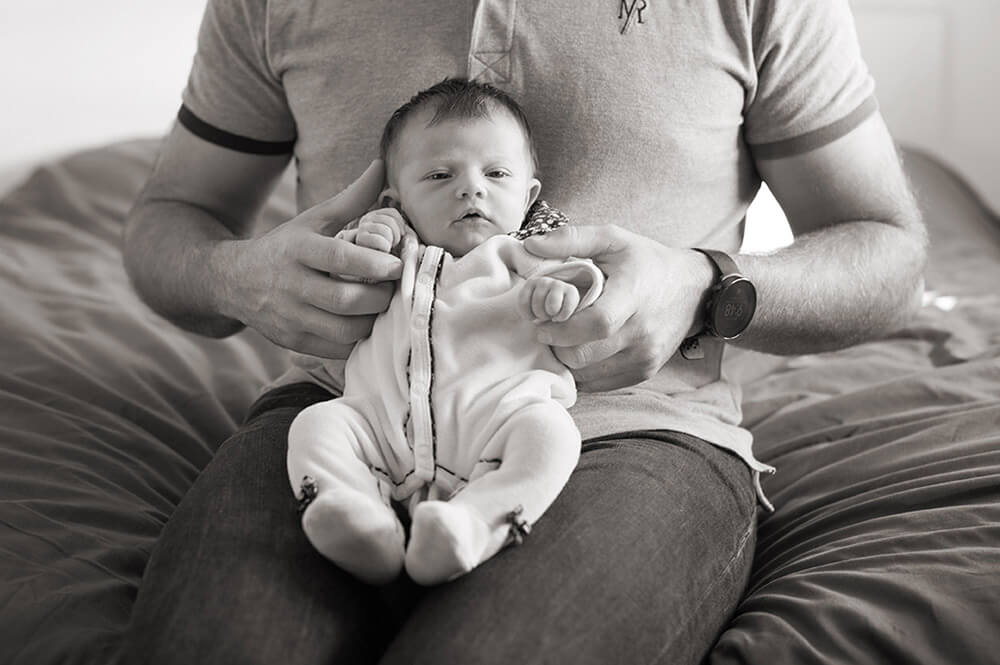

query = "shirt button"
[418,273,433,286]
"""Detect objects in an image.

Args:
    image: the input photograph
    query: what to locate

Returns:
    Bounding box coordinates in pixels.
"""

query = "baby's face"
[385,109,540,256]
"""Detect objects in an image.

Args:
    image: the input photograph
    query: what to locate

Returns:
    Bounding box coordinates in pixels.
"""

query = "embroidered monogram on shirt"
[618,0,647,34]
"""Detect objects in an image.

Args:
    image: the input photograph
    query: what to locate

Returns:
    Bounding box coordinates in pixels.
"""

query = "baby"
[287,78,604,586]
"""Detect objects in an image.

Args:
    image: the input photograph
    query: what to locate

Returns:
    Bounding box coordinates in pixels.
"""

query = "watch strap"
[693,248,741,279]
[690,247,756,341]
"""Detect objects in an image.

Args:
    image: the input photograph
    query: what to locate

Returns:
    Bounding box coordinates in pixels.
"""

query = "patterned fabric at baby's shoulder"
[508,200,569,240]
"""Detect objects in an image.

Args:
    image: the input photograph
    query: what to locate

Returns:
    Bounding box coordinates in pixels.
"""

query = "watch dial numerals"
[723,302,745,319]
[715,279,756,339]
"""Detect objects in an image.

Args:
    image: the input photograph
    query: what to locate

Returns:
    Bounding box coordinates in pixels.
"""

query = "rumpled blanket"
[1,141,998,665]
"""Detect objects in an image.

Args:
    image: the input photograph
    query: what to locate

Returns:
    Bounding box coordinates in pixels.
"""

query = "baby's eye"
[427,172,451,181]
[486,169,511,179]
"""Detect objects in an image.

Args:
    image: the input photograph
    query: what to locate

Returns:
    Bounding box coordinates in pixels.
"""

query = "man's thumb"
[308,159,385,229]
[523,224,618,259]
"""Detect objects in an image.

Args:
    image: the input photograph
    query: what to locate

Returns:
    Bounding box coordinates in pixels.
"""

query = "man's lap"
[123,383,757,665]
[384,431,757,665]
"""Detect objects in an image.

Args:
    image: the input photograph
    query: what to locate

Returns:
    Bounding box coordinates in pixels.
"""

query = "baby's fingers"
[369,209,407,244]
[519,278,552,321]
[356,227,394,253]
[517,279,539,320]
[544,286,565,320]
[356,210,405,252]
[522,277,577,322]
[550,285,580,322]
[530,279,559,321]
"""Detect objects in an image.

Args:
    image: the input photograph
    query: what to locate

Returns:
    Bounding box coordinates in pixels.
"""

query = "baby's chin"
[441,225,511,256]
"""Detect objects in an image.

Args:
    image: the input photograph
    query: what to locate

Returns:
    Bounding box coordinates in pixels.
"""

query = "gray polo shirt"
[180,0,877,497]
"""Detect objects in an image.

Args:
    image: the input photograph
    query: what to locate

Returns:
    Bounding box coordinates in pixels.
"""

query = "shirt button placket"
[468,0,516,84]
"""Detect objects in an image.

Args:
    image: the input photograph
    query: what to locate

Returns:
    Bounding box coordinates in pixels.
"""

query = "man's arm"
[123,122,402,359]
[522,112,927,391]
[735,111,927,354]
[123,122,290,337]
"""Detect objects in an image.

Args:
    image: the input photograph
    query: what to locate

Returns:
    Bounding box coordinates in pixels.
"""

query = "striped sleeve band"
[177,105,296,155]
[751,96,879,160]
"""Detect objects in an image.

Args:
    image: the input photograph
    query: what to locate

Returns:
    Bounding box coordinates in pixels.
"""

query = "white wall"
[851,0,1000,210]
[743,0,1000,251]
[0,0,206,191]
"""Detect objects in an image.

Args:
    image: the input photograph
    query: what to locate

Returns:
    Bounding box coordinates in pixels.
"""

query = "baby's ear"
[525,178,542,210]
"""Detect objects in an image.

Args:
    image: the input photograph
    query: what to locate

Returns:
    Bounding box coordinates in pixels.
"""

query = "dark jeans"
[122,383,757,665]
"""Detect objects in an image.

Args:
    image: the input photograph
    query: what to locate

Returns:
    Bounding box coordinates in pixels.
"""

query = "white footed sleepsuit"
[287,223,604,583]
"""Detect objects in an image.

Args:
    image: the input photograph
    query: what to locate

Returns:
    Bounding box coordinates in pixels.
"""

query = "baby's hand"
[353,208,406,253]
[520,276,582,323]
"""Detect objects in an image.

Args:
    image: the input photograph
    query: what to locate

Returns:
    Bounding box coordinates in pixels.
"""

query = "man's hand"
[217,160,403,359]
[524,225,713,392]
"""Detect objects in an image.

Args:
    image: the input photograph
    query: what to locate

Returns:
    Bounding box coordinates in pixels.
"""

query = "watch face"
[714,277,756,339]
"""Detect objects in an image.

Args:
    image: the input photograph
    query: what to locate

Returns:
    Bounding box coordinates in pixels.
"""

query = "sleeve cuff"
[177,105,296,155]
[750,96,879,160]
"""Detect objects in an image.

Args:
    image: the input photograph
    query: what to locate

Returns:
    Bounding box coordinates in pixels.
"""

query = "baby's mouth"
[455,210,490,223]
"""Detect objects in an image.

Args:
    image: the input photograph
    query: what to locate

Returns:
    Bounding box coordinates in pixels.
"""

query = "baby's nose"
[456,174,486,198]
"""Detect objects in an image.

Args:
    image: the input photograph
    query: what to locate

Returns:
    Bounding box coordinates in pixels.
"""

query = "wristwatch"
[692,248,756,341]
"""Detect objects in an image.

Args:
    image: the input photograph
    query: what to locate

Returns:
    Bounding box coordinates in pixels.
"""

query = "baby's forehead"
[403,105,522,143]
[388,107,530,169]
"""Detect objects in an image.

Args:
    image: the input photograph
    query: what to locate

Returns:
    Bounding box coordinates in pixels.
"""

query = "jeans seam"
[646,511,756,665]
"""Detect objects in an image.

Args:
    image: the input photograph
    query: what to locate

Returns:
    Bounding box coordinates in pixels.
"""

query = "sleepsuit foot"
[404,402,580,585]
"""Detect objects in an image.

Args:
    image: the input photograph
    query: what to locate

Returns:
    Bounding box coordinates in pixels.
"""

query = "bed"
[1,138,998,664]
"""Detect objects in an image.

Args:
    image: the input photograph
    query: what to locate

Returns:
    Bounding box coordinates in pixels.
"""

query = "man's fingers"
[299,271,396,316]
[566,346,659,393]
[305,159,386,231]
[265,303,377,358]
[523,224,625,260]
[299,235,402,281]
[301,304,378,342]
[535,308,606,347]
[289,332,359,361]
[551,336,623,371]
[535,282,631,347]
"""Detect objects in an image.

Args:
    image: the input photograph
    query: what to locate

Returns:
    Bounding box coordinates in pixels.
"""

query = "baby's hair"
[379,77,538,174]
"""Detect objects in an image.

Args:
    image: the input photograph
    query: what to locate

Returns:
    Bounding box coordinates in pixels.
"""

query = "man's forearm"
[734,217,927,355]
[123,199,247,338]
